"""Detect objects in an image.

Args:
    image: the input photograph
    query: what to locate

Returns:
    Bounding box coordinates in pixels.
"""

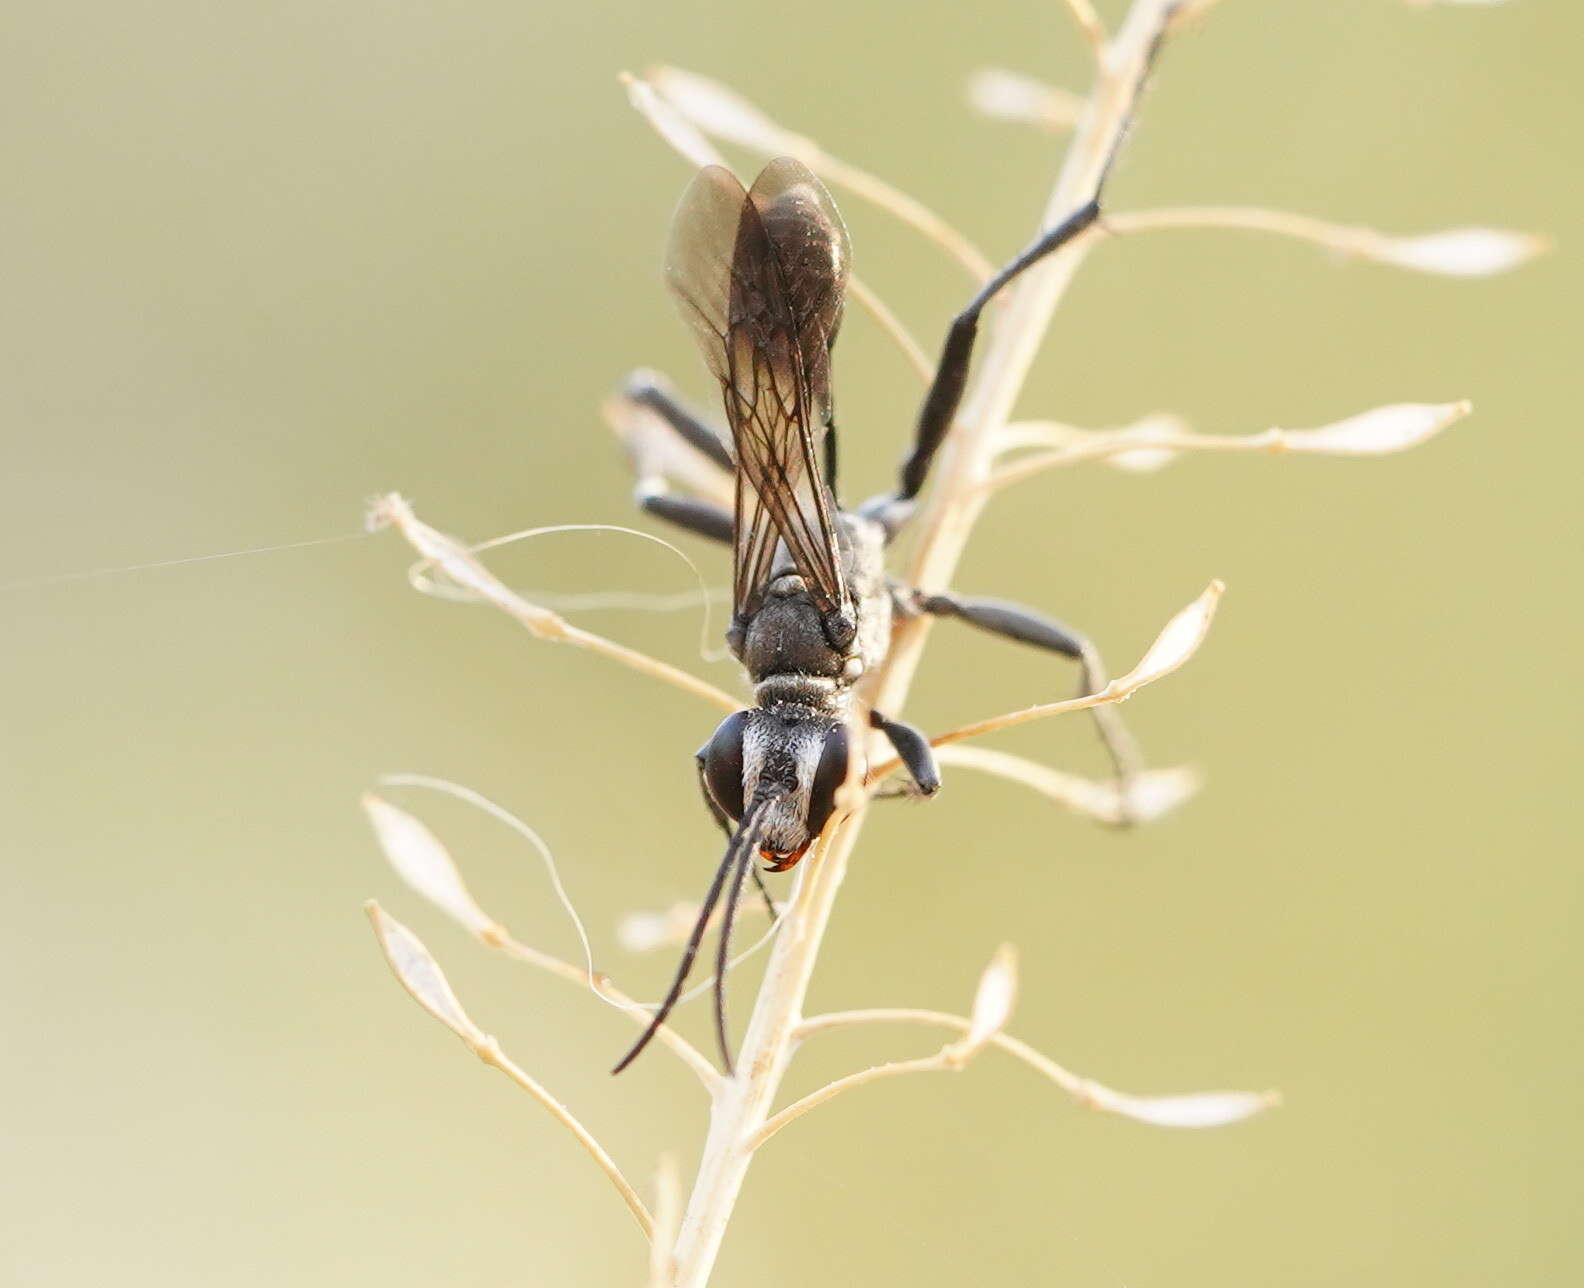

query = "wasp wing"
[664,158,851,621]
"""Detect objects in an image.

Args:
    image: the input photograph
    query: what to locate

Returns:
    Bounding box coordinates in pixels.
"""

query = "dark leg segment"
[616,373,736,545]
[862,201,1102,538]
[640,492,734,545]
[859,26,1172,539]
[869,708,942,796]
[912,590,1145,821]
[623,372,734,473]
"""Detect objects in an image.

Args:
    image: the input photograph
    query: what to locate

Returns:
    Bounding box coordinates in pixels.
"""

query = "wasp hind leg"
[906,589,1146,825]
[613,372,735,545]
[860,201,1104,541]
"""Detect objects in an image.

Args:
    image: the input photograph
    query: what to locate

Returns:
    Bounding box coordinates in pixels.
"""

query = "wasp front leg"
[869,708,942,797]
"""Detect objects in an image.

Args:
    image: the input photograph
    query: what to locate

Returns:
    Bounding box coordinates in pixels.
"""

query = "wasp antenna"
[611,797,774,1076]
[712,821,758,1076]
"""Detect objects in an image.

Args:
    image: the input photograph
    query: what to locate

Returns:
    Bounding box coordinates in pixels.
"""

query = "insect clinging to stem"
[610,150,1145,1077]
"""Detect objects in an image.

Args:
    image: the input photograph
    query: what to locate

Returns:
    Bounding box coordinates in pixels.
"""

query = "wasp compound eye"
[804,723,852,838]
[700,710,751,821]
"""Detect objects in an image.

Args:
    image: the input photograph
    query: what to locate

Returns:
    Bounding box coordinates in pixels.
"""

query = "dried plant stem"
[648,1157,683,1287]
[1061,0,1109,54]
[747,947,1015,1150]
[918,580,1218,756]
[1170,0,1229,27]
[983,400,1473,494]
[1105,206,1547,271]
[801,150,996,281]
[967,68,1087,133]
[366,904,656,1238]
[799,1007,1100,1098]
[490,936,722,1089]
[847,274,934,382]
[666,6,1185,1283]
[473,1036,656,1239]
[368,493,741,714]
[796,1008,1281,1128]
[748,1050,962,1151]
[1110,204,1416,248]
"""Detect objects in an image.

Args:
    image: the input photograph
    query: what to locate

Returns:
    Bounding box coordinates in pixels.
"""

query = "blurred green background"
[3,1,1576,1284]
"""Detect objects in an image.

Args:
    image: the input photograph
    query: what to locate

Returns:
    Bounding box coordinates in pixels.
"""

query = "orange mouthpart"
[760,843,810,873]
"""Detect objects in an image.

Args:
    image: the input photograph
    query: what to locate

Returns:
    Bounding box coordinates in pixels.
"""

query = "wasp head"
[699,707,852,869]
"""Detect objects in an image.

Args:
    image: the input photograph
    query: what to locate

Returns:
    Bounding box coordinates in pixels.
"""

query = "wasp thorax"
[766,573,806,598]
[739,590,848,680]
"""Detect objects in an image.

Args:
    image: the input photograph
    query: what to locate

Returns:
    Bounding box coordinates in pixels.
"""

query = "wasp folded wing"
[664,158,852,622]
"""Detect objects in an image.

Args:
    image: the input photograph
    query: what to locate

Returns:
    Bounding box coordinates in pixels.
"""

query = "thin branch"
[367,493,740,715]
[1060,0,1109,55]
[982,400,1472,496]
[362,786,720,1088]
[1105,206,1546,277]
[366,903,656,1239]
[966,68,1085,132]
[619,893,778,955]
[797,1008,1095,1106]
[643,66,995,281]
[474,1038,655,1238]
[378,774,602,984]
[805,151,994,280]
[935,744,1202,826]
[750,947,1017,1150]
[990,411,1187,458]
[795,1008,1280,1129]
[749,1051,952,1150]
[869,582,1223,785]
[371,772,779,1054]
[926,670,1189,752]
[491,934,723,1089]
[649,1157,683,1287]
[847,274,934,383]
[1168,0,1232,27]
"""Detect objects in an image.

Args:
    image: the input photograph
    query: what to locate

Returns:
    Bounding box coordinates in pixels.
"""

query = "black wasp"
[611,157,1140,1075]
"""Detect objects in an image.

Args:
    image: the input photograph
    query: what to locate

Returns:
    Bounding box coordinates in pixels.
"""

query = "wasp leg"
[615,373,735,545]
[907,590,1146,825]
[869,708,942,796]
[622,372,734,473]
[638,492,734,545]
[860,200,1103,541]
[696,752,778,921]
